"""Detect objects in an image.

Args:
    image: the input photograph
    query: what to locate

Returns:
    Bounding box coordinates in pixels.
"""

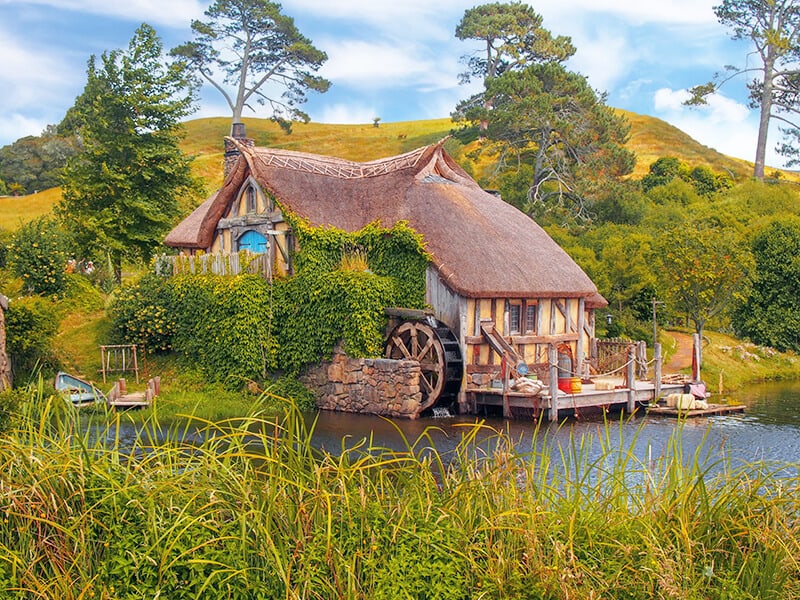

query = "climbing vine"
[110,219,430,385]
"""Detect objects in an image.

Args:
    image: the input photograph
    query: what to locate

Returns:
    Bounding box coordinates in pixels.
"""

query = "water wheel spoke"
[419,374,435,394]
[410,328,420,355]
[391,335,412,360]
[417,338,434,362]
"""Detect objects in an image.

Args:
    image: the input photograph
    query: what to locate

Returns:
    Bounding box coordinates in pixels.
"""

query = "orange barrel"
[570,377,582,393]
[558,378,571,393]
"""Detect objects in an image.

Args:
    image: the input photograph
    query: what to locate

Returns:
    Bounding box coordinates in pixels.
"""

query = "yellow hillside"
[0,111,784,230]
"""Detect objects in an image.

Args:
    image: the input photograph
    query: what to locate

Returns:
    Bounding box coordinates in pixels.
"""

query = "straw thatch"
[165,140,602,300]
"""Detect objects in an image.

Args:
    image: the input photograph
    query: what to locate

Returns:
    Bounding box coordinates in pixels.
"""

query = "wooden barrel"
[570,377,582,393]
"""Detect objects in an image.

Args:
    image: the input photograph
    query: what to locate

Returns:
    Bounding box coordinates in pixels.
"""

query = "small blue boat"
[54,371,107,406]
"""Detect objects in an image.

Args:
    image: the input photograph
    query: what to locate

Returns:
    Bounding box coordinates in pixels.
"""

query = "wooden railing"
[592,338,648,379]
[155,252,271,279]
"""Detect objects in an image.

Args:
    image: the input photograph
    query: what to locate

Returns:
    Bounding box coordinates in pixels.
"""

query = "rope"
[547,358,635,379]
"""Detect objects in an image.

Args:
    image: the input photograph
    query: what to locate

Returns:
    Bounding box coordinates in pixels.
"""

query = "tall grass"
[1,384,798,599]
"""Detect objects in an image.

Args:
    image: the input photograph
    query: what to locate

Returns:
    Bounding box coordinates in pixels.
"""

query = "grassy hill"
[0,111,771,230]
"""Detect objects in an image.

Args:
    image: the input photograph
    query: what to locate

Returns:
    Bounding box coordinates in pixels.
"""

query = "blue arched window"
[238,230,268,254]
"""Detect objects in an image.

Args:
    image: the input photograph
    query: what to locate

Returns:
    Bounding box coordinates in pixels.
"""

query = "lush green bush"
[108,273,176,353]
[7,216,70,297]
[734,217,800,351]
[111,220,429,386]
[4,295,60,381]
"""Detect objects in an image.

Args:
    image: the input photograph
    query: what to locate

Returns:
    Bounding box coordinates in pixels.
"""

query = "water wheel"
[384,319,463,414]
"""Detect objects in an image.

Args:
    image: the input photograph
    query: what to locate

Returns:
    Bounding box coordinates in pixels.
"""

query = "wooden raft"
[107,376,160,409]
[647,403,746,418]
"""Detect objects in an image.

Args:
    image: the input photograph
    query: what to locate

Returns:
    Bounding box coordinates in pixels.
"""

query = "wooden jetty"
[107,377,160,409]
[467,378,686,420]
[467,341,687,421]
[647,403,746,418]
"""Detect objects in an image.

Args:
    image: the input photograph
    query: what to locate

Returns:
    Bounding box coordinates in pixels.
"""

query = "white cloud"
[318,103,378,125]
[537,0,718,27]
[320,40,432,87]
[650,87,785,166]
[0,113,50,144]
[17,0,205,27]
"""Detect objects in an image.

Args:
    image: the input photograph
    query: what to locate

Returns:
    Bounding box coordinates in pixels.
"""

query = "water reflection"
[307,380,800,471]
[86,381,800,474]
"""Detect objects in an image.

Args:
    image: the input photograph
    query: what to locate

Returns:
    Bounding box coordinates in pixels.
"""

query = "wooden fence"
[155,252,271,280]
[592,338,649,379]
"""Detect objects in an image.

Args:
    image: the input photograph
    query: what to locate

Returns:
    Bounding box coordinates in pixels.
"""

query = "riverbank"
[661,329,800,394]
[1,390,798,599]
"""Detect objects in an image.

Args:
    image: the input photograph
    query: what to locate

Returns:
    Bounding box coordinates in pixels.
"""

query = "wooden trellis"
[100,344,139,383]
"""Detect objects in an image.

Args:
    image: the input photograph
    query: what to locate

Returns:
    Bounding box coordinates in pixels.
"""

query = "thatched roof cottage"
[165,135,607,414]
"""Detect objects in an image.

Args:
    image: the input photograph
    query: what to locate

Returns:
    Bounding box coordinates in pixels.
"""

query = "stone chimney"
[224,122,254,179]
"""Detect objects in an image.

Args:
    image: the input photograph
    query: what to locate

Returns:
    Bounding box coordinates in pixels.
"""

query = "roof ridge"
[244,142,444,179]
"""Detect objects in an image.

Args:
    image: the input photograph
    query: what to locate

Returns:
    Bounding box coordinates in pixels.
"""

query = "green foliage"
[641,156,733,196]
[59,24,200,282]
[655,218,752,338]
[734,217,800,351]
[0,387,24,432]
[108,273,176,353]
[171,0,330,127]
[0,126,80,195]
[272,270,399,373]
[289,217,429,310]
[264,376,316,411]
[5,296,60,380]
[458,61,635,221]
[112,220,428,385]
[455,2,575,84]
[7,216,69,297]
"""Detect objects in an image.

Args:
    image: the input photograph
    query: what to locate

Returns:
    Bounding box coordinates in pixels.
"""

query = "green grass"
[1,384,798,599]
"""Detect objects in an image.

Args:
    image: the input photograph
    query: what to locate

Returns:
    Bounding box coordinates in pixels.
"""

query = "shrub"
[5,295,60,380]
[108,273,175,352]
[7,216,70,297]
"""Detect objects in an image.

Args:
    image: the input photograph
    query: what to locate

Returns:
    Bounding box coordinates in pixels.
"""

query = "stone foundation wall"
[301,347,423,419]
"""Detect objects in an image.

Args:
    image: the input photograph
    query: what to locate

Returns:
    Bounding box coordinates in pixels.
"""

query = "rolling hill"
[0,111,767,230]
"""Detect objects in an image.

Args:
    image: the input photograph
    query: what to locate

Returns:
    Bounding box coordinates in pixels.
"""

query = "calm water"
[306,381,800,470]
[95,381,800,472]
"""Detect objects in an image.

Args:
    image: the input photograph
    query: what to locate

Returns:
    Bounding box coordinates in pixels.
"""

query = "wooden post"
[576,297,585,377]
[627,346,636,414]
[692,333,701,381]
[654,343,662,401]
[548,344,559,422]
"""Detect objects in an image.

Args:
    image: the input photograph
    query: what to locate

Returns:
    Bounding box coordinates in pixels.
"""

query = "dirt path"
[663,331,693,372]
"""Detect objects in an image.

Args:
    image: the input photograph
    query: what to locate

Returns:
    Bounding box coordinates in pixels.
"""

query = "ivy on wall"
[109,219,430,385]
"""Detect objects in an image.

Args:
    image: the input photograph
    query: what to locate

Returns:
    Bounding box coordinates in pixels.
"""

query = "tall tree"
[454,2,574,126]
[656,218,752,354]
[171,0,330,133]
[687,0,800,179]
[59,24,199,283]
[458,62,635,221]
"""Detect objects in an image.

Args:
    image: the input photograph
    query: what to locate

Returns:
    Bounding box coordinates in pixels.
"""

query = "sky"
[0,0,784,168]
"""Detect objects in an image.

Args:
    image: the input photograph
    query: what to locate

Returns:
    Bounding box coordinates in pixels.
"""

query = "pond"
[307,380,800,470]
[93,380,800,474]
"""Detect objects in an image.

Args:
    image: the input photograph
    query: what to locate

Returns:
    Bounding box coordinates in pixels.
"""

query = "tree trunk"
[0,295,11,391]
[754,53,776,180]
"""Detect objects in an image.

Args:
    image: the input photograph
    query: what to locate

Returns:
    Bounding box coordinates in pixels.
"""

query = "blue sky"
[0,0,782,168]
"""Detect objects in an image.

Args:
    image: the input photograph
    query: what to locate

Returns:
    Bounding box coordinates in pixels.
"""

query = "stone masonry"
[301,345,423,419]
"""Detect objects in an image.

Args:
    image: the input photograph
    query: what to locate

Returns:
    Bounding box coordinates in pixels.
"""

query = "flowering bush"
[8,216,69,297]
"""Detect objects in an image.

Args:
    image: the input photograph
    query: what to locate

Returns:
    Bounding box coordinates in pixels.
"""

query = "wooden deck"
[106,377,160,409]
[647,403,746,418]
[467,379,686,420]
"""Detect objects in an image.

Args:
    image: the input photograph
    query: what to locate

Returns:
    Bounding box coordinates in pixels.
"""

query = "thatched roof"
[165,140,602,300]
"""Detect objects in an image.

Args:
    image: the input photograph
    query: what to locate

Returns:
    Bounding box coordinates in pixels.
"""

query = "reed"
[0,386,798,599]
